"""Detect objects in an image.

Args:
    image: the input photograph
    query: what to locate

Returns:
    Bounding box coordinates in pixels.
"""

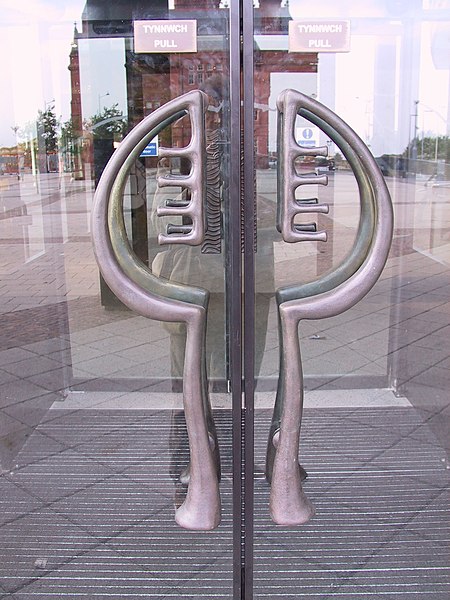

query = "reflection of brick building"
[141,0,318,167]
[69,0,318,305]
[70,0,318,169]
[68,26,85,179]
[68,27,82,145]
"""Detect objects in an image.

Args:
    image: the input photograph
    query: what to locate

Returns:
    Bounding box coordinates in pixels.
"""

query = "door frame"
[229,1,256,597]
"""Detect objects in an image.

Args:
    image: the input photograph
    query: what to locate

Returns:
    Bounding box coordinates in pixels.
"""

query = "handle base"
[175,483,221,530]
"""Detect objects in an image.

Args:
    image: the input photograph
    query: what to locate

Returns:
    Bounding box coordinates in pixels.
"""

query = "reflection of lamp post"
[98,92,110,114]
[421,109,436,160]
[420,103,447,164]
[11,126,20,179]
[408,100,419,166]
[29,132,38,188]
[413,100,419,160]
[355,96,373,145]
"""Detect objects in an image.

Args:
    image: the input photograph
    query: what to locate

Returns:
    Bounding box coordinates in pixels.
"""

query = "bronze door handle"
[268,89,393,525]
[91,90,221,530]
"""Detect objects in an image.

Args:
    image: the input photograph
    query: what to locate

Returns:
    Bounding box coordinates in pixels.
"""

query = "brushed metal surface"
[268,89,394,526]
[91,90,221,530]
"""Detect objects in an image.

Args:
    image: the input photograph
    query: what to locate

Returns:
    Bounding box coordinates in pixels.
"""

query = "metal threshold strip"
[50,389,411,411]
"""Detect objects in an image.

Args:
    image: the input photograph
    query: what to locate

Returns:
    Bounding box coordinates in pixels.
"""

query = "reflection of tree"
[60,118,79,174]
[60,119,75,145]
[36,104,60,173]
[85,105,127,188]
[37,105,59,153]
[85,104,127,141]
[404,135,450,161]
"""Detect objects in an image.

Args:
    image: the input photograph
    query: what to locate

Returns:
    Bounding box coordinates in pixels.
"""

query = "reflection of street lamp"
[408,100,419,162]
[413,100,419,159]
[355,96,373,145]
[11,125,20,179]
[98,92,110,114]
[419,102,447,163]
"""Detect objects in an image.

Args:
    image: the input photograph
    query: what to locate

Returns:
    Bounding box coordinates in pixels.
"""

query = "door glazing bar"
[229,1,245,598]
[242,0,255,597]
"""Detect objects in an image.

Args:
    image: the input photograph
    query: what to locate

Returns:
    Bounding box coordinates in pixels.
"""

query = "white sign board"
[134,20,197,54]
[289,21,350,53]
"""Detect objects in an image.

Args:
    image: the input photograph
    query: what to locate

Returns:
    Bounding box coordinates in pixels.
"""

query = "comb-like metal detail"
[156,93,207,246]
[277,99,330,243]
[91,91,221,531]
[268,89,393,526]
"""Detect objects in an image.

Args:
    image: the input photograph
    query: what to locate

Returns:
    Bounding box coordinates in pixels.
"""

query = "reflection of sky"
[0,0,448,154]
[78,38,127,121]
[0,0,86,145]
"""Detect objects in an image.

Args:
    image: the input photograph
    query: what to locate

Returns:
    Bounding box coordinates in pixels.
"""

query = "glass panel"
[253,0,450,598]
[0,1,233,597]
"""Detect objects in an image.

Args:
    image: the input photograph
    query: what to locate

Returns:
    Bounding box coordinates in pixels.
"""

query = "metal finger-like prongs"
[276,106,330,244]
[156,93,207,246]
[91,90,221,530]
[268,89,393,525]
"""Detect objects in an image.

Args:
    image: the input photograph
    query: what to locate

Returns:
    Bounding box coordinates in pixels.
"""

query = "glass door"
[1,1,244,598]
[249,1,450,599]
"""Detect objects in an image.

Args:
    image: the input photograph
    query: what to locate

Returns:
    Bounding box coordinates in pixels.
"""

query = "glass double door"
[99,2,448,598]
[90,0,392,597]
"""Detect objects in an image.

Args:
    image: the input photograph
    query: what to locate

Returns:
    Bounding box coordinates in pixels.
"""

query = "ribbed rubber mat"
[0,407,448,598]
[253,407,450,599]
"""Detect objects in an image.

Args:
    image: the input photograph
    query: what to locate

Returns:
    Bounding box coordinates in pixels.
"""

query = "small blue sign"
[140,142,158,157]
[297,126,318,148]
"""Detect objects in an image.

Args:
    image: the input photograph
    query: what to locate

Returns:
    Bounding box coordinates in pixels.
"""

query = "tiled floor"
[0,170,449,597]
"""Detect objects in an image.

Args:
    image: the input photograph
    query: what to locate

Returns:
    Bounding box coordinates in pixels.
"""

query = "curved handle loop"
[277,91,393,327]
[91,90,221,530]
[269,89,393,526]
[108,111,208,308]
[267,93,377,456]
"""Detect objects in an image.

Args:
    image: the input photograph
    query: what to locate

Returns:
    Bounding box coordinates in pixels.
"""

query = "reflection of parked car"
[315,157,335,174]
[375,156,389,176]
[375,155,407,178]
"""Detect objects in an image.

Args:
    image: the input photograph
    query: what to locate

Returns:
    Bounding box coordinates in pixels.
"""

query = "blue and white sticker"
[296,126,319,148]
[140,138,159,157]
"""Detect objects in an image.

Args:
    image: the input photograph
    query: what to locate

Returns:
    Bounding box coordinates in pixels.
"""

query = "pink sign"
[134,20,197,54]
[289,21,350,53]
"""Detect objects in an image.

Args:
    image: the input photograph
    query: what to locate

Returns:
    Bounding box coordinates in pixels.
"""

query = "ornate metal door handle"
[268,89,393,526]
[91,87,393,531]
[91,90,221,530]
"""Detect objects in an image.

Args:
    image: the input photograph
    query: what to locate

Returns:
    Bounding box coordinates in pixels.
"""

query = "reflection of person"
[150,73,274,390]
[151,161,225,389]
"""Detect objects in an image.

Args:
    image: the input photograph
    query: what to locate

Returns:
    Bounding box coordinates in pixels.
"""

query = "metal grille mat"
[0,406,448,598]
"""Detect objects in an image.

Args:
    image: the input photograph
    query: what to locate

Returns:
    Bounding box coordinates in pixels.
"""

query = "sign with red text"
[289,21,350,53]
[134,20,197,53]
